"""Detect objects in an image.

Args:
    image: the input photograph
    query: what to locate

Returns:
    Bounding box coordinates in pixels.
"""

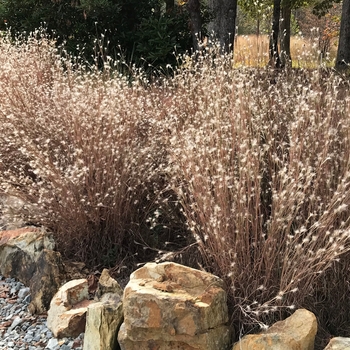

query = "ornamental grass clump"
[0,33,179,267]
[162,49,350,341]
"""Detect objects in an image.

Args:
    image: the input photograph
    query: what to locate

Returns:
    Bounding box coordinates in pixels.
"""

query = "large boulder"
[28,249,66,314]
[47,279,93,338]
[118,262,231,350]
[232,309,317,350]
[324,337,350,349]
[0,227,55,282]
[0,227,66,314]
[83,269,124,350]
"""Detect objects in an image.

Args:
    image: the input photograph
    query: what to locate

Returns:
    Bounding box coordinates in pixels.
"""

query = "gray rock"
[23,335,34,343]
[60,345,71,350]
[23,294,31,304]
[33,333,41,342]
[5,313,13,320]
[18,287,30,299]
[46,331,53,338]
[8,316,22,332]
[46,337,59,350]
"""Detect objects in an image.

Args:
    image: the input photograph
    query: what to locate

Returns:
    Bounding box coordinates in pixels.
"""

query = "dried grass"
[1,33,350,347]
[0,33,185,268]
[234,34,338,67]
[163,50,350,340]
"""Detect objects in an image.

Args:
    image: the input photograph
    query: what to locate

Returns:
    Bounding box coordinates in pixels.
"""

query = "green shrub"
[135,9,192,71]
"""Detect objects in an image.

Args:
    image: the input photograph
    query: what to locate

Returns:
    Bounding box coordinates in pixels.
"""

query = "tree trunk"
[187,0,202,52]
[280,2,292,67]
[165,0,174,13]
[336,0,350,70]
[208,0,238,53]
[269,0,281,68]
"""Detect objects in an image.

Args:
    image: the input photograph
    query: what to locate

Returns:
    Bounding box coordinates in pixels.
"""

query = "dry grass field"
[234,34,339,67]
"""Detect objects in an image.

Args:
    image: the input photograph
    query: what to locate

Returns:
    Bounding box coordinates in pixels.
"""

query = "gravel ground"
[0,276,84,350]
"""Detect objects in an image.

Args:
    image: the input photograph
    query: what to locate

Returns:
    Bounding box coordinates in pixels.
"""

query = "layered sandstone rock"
[324,337,350,350]
[232,309,317,350]
[83,269,124,350]
[0,227,65,313]
[47,279,93,338]
[118,262,231,350]
[0,227,55,281]
[27,249,66,314]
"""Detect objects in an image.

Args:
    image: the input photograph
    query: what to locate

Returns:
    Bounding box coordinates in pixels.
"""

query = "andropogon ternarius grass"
[0,32,349,349]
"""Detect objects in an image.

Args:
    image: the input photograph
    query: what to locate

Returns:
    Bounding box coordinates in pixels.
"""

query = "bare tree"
[187,0,202,52]
[269,0,281,67]
[336,0,350,70]
[280,0,292,67]
[208,0,238,53]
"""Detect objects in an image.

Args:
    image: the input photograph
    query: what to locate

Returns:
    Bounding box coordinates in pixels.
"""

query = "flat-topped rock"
[324,337,350,349]
[118,262,231,350]
[232,309,317,350]
[47,279,93,338]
